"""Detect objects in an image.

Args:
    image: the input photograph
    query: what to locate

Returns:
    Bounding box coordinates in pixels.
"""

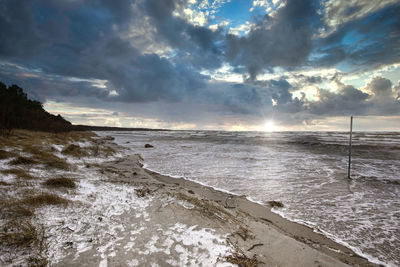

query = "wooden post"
[348,116,353,179]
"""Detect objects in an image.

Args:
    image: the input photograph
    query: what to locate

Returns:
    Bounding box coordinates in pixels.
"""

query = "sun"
[263,120,276,132]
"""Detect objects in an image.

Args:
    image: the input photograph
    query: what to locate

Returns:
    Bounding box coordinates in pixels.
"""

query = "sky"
[0,0,399,131]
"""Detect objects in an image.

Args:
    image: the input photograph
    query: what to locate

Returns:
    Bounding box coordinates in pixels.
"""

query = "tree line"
[0,82,72,132]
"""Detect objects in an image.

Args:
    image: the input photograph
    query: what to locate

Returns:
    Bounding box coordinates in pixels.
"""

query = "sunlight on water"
[263,120,276,132]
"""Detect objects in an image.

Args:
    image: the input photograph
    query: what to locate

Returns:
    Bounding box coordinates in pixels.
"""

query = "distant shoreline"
[71,124,170,132]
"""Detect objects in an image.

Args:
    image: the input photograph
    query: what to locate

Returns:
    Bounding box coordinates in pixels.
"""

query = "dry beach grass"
[0,130,96,265]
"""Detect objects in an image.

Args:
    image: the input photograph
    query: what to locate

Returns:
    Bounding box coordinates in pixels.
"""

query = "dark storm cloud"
[0,0,131,59]
[200,78,306,116]
[0,62,110,102]
[226,0,319,79]
[251,79,294,105]
[293,74,324,85]
[0,0,41,59]
[0,0,211,103]
[310,46,346,67]
[143,0,224,70]
[144,0,218,51]
[207,82,273,115]
[107,51,206,102]
[309,81,371,116]
[313,3,400,70]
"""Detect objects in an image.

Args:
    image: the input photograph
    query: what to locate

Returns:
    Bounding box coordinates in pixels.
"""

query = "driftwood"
[247,243,263,251]
[235,226,253,241]
[260,217,273,224]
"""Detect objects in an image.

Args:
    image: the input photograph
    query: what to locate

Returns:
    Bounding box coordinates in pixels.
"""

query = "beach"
[0,130,377,266]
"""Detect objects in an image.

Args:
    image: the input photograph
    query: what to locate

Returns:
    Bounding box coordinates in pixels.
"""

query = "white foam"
[271,208,390,267]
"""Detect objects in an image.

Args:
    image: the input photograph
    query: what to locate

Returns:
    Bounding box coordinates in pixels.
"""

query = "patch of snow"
[52,144,64,152]
[75,141,92,148]
[0,159,12,168]
[33,161,153,265]
[165,223,233,266]
[126,259,139,266]
[0,173,15,183]
[128,222,234,267]
[99,257,107,267]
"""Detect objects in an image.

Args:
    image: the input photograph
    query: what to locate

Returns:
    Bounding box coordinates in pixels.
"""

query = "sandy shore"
[0,131,377,266]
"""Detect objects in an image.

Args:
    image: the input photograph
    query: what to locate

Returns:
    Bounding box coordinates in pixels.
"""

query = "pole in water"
[348,116,353,179]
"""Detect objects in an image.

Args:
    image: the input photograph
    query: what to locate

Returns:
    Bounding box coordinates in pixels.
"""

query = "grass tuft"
[12,205,35,217]
[62,144,88,158]
[10,156,37,165]
[21,193,68,207]
[43,177,76,188]
[268,201,284,208]
[0,221,48,265]
[0,221,43,248]
[88,145,115,157]
[135,187,151,197]
[89,145,99,156]
[28,255,48,267]
[0,199,34,217]
[0,149,16,160]
[1,168,34,179]
[103,146,115,157]
[21,145,70,170]
[224,251,262,267]
[43,155,70,170]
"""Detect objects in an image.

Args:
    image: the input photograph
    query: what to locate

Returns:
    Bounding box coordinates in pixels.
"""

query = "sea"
[102,130,400,266]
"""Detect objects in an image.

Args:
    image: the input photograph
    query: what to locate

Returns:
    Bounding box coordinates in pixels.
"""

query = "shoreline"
[141,162,385,267]
[142,165,376,267]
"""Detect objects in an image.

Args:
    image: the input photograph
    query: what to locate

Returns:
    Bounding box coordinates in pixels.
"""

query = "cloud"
[361,77,400,115]
[322,0,399,29]
[366,77,393,100]
[307,76,400,117]
[314,2,400,70]
[0,62,110,102]
[227,21,252,36]
[143,0,224,70]
[226,0,319,79]
[0,0,213,103]
[108,51,207,102]
[309,80,371,116]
